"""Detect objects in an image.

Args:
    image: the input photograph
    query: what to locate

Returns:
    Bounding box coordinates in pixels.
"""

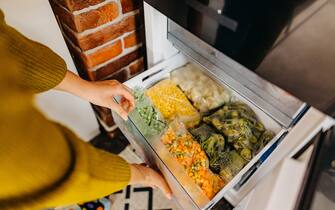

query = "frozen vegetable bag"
[146,79,200,127]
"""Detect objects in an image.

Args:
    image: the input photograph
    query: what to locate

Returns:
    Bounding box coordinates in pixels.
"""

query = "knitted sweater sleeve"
[0,10,67,92]
[0,10,131,210]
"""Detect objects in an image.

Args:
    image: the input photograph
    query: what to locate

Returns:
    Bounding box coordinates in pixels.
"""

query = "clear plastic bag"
[171,64,230,113]
[190,124,225,160]
[203,102,274,161]
[146,79,200,127]
[161,121,225,199]
[128,89,166,138]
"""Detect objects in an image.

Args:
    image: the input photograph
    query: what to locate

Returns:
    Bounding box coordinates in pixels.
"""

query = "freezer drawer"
[167,20,307,128]
[113,52,295,209]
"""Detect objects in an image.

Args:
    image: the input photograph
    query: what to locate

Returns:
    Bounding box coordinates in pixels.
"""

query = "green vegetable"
[219,151,246,182]
[129,89,166,138]
[203,102,269,155]
[201,134,225,159]
[240,148,252,161]
[190,124,217,143]
[209,152,231,173]
[203,102,275,174]
[252,130,275,153]
[208,151,245,181]
[190,124,225,159]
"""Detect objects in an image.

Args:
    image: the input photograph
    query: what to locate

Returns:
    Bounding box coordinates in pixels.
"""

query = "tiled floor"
[256,0,335,116]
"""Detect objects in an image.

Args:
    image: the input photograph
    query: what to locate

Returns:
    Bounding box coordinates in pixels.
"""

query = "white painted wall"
[143,2,178,67]
[0,0,100,141]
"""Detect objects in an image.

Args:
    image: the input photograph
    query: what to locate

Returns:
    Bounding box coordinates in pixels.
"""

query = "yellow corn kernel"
[146,80,200,126]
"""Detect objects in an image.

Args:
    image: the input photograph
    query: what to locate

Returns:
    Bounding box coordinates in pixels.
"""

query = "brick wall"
[50,0,145,136]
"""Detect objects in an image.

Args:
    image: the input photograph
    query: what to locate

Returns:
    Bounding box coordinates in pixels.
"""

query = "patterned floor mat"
[54,146,180,210]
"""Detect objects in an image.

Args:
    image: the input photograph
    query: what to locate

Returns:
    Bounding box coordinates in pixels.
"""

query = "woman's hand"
[83,80,134,120]
[130,164,172,199]
[55,71,134,120]
[56,74,170,196]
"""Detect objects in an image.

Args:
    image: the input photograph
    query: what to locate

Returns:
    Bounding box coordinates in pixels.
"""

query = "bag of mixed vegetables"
[161,121,225,199]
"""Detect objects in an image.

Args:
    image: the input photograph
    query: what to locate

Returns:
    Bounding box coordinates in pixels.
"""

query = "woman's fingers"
[150,170,172,199]
[157,178,173,200]
[116,85,135,111]
[110,102,128,120]
[130,164,172,199]
[120,97,130,112]
[147,184,157,189]
[108,82,134,119]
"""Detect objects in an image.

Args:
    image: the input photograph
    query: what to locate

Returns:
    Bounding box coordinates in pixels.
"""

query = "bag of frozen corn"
[146,79,200,128]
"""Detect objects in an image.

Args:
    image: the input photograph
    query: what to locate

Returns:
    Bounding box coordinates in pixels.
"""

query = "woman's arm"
[55,71,134,120]
[0,10,171,209]
[55,72,171,197]
[129,164,172,199]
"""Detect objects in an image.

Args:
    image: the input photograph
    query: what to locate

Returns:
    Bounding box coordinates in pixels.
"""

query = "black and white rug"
[110,146,180,210]
[55,146,180,210]
[109,185,179,210]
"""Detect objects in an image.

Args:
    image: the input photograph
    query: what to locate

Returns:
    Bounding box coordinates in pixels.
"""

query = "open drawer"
[111,2,334,209]
[111,10,314,208]
[112,51,304,209]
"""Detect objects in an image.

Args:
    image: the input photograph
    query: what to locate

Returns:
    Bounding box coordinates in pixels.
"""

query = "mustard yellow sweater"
[0,10,130,210]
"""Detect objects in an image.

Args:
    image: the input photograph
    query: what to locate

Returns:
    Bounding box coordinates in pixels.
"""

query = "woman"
[0,9,171,210]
